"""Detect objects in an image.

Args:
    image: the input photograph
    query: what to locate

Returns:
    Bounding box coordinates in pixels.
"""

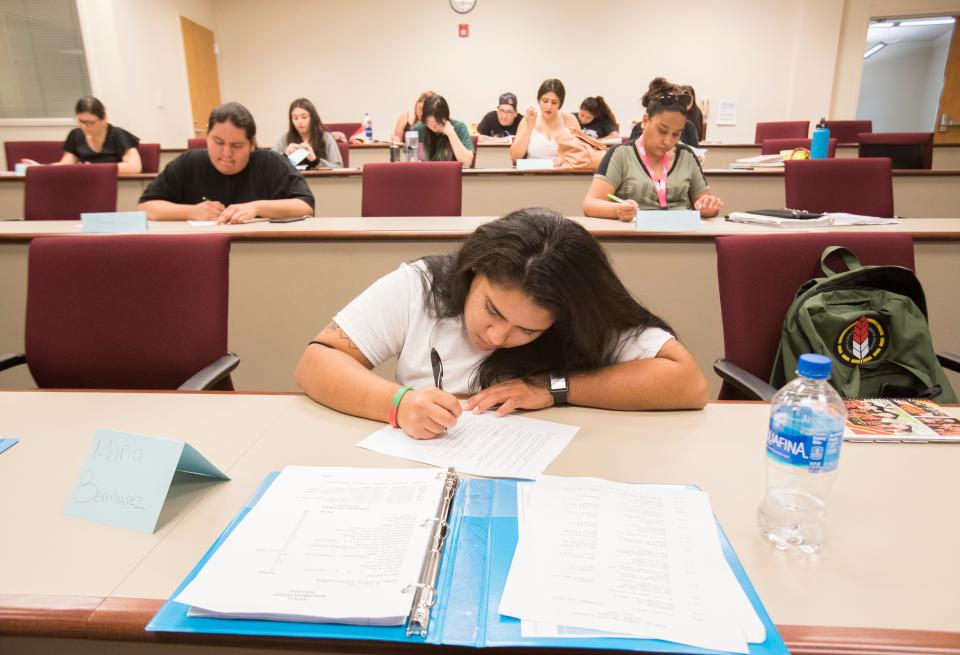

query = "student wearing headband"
[476,92,522,142]
[582,78,723,221]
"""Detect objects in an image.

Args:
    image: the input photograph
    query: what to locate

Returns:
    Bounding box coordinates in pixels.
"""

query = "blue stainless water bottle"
[810,126,830,159]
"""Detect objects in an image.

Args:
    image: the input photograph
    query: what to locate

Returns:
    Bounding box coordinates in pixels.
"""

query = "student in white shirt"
[295,208,708,440]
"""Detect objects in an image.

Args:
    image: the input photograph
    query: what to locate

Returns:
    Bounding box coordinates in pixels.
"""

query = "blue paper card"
[0,437,18,455]
[64,428,229,534]
[635,209,701,232]
[80,211,148,233]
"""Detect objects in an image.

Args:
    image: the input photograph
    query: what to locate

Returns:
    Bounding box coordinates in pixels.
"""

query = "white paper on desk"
[187,220,217,226]
[175,466,446,624]
[500,476,756,653]
[356,412,578,479]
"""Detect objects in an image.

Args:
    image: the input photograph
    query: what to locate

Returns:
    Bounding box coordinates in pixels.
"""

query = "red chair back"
[754,121,809,144]
[24,164,118,221]
[715,233,915,399]
[858,132,933,169]
[325,123,362,139]
[5,141,64,170]
[25,234,233,390]
[137,143,161,173]
[337,140,350,167]
[361,161,462,217]
[823,120,872,144]
[784,158,893,217]
[761,138,837,157]
[187,138,207,150]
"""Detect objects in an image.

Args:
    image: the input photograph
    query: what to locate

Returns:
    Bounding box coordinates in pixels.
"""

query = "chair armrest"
[937,351,960,373]
[0,353,27,373]
[713,358,777,401]
[178,353,240,391]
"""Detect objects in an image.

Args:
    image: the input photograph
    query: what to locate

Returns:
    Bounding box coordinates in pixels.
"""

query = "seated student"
[577,96,620,140]
[410,95,475,164]
[295,207,708,440]
[628,78,700,148]
[20,96,142,173]
[681,84,706,141]
[476,92,522,142]
[273,98,343,169]
[510,79,580,163]
[582,79,723,221]
[392,90,436,143]
[138,102,314,223]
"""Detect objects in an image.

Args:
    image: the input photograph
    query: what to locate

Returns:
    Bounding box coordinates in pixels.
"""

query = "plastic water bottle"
[404,130,419,162]
[810,126,830,159]
[363,112,373,142]
[758,353,846,553]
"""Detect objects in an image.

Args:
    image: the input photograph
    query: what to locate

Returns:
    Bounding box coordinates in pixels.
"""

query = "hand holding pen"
[393,349,460,440]
[607,193,639,223]
[193,197,225,220]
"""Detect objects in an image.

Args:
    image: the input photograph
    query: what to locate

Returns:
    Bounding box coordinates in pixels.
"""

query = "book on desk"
[148,466,789,655]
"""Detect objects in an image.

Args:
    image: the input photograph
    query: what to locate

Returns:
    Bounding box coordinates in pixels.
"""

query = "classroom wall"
[856,40,943,131]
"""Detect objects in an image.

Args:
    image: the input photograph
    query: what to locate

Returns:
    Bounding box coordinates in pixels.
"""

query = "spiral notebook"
[147,470,789,655]
[845,398,960,442]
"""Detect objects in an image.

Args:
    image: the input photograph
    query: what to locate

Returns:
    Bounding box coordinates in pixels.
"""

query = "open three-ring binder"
[148,469,789,655]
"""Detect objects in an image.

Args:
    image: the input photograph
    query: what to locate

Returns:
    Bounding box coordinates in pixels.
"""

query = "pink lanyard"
[637,144,669,209]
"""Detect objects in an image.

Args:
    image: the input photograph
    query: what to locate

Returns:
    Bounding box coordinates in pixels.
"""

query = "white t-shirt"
[333,261,674,396]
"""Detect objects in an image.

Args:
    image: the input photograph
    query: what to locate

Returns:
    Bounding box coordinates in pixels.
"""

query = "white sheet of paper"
[356,412,578,479]
[500,476,755,653]
[717,99,737,125]
[175,466,446,624]
[187,220,217,226]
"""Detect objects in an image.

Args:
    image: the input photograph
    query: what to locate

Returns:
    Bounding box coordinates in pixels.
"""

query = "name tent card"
[80,211,148,233]
[65,428,229,534]
[635,209,701,232]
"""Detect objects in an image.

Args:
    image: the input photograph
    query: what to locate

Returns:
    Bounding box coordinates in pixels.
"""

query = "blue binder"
[148,474,789,655]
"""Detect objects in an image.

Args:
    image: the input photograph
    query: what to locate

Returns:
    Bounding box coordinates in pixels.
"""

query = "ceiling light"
[897,17,955,27]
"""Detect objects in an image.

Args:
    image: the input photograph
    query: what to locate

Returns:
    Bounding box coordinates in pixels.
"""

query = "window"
[0,0,91,118]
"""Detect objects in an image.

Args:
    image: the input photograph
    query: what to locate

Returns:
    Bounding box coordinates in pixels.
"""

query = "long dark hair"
[75,96,106,119]
[537,78,566,106]
[421,95,453,160]
[418,208,674,389]
[580,96,617,125]
[641,77,689,118]
[286,97,328,160]
[208,101,257,140]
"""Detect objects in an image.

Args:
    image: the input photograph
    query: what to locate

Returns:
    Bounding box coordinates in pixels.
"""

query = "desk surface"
[1,391,958,655]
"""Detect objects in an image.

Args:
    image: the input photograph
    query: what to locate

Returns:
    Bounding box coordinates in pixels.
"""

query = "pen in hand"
[430,348,444,391]
[606,193,625,203]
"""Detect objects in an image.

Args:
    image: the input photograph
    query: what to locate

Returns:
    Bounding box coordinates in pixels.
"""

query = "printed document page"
[500,477,758,653]
[356,412,578,479]
[176,466,446,624]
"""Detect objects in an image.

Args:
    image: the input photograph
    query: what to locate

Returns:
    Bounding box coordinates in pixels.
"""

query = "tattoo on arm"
[323,322,360,351]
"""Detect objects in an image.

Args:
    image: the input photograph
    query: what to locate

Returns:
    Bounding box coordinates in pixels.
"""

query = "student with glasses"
[628,78,701,148]
[19,96,142,174]
[477,92,522,142]
[409,95,475,164]
[582,78,723,221]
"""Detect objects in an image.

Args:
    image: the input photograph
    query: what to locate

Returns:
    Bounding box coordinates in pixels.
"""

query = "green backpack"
[770,246,957,402]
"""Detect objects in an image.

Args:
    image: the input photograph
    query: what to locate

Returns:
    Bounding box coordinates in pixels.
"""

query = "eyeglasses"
[497,107,517,115]
[653,93,692,107]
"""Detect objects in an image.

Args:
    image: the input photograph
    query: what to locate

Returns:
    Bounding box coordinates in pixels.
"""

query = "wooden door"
[180,16,221,137]
[934,22,960,144]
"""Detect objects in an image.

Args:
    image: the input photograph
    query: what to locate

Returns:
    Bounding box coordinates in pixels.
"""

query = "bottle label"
[766,421,842,472]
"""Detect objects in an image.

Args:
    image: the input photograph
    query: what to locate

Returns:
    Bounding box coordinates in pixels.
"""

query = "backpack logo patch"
[837,315,886,365]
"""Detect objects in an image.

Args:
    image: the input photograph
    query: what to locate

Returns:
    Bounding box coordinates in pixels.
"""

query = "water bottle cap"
[797,353,832,379]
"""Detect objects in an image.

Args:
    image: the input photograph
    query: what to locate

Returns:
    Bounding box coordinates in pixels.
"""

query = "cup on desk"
[14,162,29,176]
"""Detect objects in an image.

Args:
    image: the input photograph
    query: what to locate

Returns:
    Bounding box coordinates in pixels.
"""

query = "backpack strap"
[820,246,862,277]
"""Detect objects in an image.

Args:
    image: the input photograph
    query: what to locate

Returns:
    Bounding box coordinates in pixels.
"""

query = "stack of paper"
[729,154,783,169]
[727,212,899,227]
[174,467,446,625]
[500,477,764,654]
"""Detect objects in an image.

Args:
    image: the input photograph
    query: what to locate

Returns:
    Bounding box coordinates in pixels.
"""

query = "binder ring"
[421,516,448,529]
[402,582,436,594]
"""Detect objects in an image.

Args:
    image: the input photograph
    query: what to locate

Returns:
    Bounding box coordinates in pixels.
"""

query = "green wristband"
[388,385,414,428]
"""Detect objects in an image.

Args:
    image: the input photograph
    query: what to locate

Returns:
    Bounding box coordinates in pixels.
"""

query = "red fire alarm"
[458,23,469,37]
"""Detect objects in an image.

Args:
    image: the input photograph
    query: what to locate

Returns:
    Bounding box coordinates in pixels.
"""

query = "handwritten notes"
[64,428,228,534]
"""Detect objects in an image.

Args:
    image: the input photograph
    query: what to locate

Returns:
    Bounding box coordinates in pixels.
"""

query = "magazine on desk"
[845,398,960,442]
[148,466,789,655]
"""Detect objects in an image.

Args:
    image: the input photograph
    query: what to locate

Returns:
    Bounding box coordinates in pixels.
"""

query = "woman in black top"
[577,96,619,139]
[681,85,706,141]
[20,96,142,173]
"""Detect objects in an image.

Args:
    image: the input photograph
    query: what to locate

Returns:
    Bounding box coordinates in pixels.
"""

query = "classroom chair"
[0,234,239,390]
[361,161,462,217]
[858,132,934,170]
[784,158,893,217]
[187,137,207,149]
[325,123,362,140]
[137,143,161,173]
[337,140,350,167]
[4,141,64,170]
[761,138,837,158]
[754,121,810,144]
[714,233,917,400]
[24,164,118,220]
[823,120,872,144]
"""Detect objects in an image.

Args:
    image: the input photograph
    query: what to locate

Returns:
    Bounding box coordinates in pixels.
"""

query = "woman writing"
[577,96,620,140]
[272,98,343,169]
[296,208,708,440]
[392,90,436,142]
[583,79,723,221]
[21,96,142,173]
[509,79,580,163]
[410,95,474,164]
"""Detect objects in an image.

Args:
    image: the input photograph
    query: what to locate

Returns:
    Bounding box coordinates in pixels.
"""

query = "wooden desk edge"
[1,596,957,654]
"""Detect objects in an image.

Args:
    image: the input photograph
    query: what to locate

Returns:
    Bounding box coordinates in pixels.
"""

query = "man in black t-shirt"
[476,92,522,141]
[138,102,315,223]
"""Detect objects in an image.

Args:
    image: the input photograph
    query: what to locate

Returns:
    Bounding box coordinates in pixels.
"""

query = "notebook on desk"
[148,468,788,655]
